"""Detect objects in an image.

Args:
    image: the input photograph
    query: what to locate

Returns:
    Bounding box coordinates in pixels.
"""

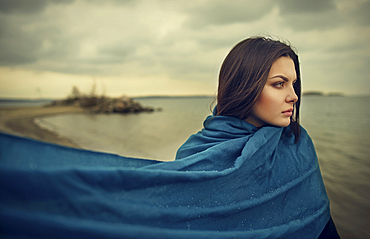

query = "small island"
[0,85,158,148]
[302,91,324,96]
[47,86,155,114]
[302,91,344,96]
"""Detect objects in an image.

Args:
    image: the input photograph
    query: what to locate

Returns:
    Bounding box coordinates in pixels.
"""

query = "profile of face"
[246,56,298,128]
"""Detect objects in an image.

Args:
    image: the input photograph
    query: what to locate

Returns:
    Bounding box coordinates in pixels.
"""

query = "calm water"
[0,99,53,107]
[36,96,370,239]
[36,97,215,160]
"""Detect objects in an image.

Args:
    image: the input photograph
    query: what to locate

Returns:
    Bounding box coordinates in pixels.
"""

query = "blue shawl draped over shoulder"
[0,113,330,239]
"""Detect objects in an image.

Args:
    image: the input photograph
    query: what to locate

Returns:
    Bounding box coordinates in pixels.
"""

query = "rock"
[46,95,155,114]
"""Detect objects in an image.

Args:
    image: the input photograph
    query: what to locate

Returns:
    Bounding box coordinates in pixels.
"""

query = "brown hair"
[216,36,301,141]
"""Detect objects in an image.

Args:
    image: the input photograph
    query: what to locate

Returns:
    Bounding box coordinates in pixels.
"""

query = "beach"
[0,105,84,148]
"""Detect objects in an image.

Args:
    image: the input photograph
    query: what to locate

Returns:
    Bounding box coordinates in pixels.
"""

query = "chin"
[274,120,291,128]
[281,121,291,127]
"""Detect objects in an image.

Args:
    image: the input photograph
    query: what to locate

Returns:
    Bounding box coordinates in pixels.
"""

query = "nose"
[286,86,298,104]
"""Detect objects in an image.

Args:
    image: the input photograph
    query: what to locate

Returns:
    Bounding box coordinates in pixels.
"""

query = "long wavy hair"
[216,37,301,142]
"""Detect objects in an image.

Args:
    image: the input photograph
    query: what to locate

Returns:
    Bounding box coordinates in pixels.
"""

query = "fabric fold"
[0,113,330,238]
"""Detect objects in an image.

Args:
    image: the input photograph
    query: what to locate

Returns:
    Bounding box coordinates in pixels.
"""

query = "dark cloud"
[0,0,74,14]
[87,44,138,65]
[99,45,136,59]
[85,0,136,6]
[324,40,368,55]
[279,10,344,31]
[0,17,41,65]
[0,12,80,67]
[197,37,239,50]
[275,0,345,31]
[0,50,37,65]
[185,0,274,29]
[277,0,336,14]
[351,1,370,25]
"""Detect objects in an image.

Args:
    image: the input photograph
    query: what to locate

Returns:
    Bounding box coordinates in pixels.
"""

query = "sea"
[12,96,370,238]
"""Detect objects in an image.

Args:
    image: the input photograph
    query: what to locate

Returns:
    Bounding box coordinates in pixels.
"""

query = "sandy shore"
[0,105,84,148]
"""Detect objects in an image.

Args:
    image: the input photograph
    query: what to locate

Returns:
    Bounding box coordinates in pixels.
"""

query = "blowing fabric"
[0,113,330,239]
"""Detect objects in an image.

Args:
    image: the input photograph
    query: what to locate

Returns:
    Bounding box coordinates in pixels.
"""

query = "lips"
[282,108,293,113]
[282,108,293,116]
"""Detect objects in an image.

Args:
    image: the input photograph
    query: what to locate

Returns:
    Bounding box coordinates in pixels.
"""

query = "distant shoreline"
[3,94,370,104]
[0,105,84,148]
[302,91,345,96]
[0,95,215,103]
[133,95,215,100]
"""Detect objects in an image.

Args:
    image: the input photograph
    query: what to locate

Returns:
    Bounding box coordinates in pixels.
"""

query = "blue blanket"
[0,114,330,239]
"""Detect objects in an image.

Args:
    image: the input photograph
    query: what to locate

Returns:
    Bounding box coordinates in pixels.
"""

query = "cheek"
[256,90,277,112]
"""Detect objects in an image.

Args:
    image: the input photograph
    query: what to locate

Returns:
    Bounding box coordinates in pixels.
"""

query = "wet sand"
[0,105,84,147]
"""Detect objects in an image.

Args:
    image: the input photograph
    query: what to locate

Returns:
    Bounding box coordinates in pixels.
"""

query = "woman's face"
[246,56,298,128]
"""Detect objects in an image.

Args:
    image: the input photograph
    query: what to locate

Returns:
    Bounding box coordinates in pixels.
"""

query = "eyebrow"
[269,75,296,82]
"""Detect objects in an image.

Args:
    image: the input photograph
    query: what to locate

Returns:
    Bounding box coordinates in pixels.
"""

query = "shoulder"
[298,126,314,144]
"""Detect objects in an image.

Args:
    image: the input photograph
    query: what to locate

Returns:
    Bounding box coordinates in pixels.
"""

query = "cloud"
[275,0,370,31]
[0,0,149,73]
[0,16,42,65]
[277,0,336,14]
[279,11,345,31]
[0,0,75,14]
[83,44,138,65]
[275,0,346,31]
[184,0,274,29]
[351,0,370,25]
[0,0,369,97]
[85,0,136,6]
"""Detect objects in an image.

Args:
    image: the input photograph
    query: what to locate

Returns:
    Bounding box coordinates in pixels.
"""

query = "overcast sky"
[0,0,369,99]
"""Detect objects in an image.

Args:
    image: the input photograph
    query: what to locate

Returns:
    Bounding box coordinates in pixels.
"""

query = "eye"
[273,82,284,88]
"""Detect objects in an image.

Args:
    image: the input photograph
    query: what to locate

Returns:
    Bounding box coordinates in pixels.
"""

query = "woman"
[176,37,340,238]
[0,37,339,239]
